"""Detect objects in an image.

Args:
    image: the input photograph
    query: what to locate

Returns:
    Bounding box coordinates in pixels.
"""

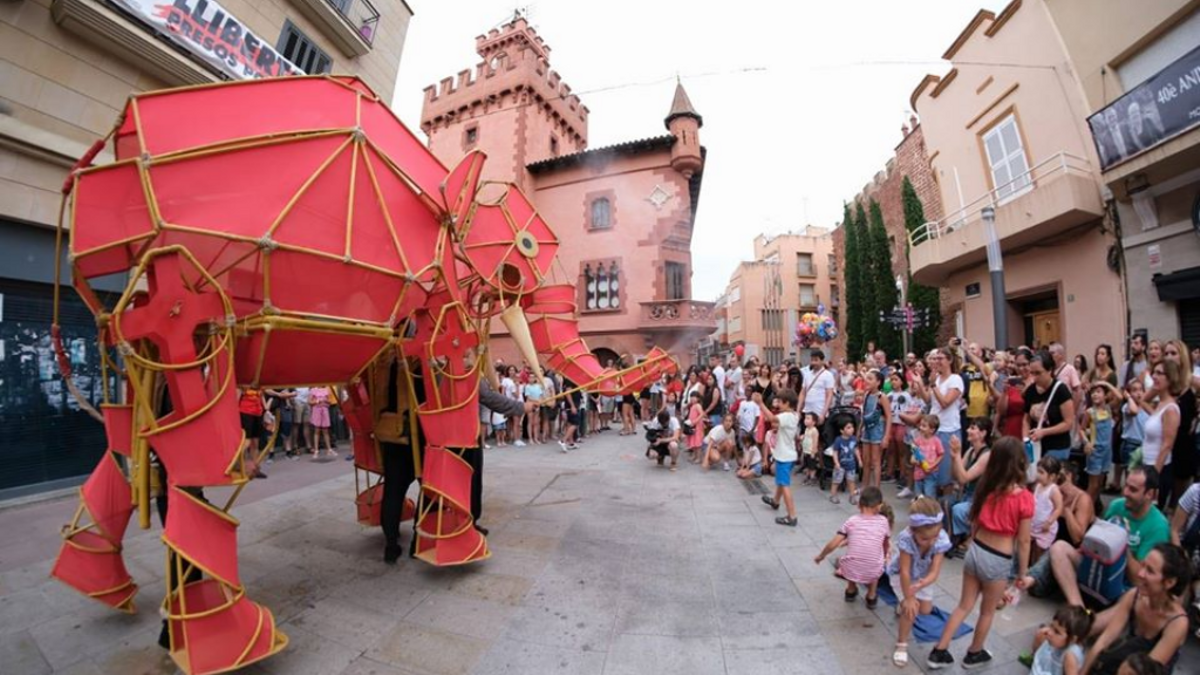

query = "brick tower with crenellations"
[418,13,716,367]
[421,15,589,189]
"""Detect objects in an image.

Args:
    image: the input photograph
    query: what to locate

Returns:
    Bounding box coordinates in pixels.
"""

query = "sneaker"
[897,487,914,499]
[265,457,274,465]
[926,648,954,670]
[514,439,527,447]
[722,461,731,472]
[568,443,579,450]
[483,443,492,449]
[289,454,299,461]
[849,492,859,506]
[558,440,569,453]
[962,650,993,669]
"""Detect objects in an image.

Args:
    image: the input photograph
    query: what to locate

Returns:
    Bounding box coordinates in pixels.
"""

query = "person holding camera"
[645,408,682,471]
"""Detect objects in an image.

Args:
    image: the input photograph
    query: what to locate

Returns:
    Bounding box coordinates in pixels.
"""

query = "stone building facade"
[0,0,413,497]
[420,17,715,368]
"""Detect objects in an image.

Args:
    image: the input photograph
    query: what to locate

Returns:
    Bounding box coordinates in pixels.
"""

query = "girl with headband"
[888,496,952,667]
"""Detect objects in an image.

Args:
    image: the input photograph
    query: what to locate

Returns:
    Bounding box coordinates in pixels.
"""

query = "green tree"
[841,203,863,360]
[901,177,941,354]
[853,202,874,360]
[868,198,900,357]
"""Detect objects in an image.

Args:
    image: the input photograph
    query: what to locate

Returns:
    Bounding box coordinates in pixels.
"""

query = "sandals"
[761,496,780,510]
[844,587,858,602]
[892,643,909,668]
[774,516,797,527]
[829,495,841,504]
[866,593,878,609]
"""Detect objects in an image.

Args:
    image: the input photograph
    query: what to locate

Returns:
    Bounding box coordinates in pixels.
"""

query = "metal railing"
[326,0,380,45]
[908,151,1093,247]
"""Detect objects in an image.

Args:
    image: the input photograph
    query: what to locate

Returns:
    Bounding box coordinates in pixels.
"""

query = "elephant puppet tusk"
[500,303,543,382]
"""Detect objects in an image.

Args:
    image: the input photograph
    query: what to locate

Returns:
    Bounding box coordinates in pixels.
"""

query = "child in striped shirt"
[815,486,891,607]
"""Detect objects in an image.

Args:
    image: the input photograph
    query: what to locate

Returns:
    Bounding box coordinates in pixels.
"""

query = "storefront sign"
[1087,44,1200,170]
[111,0,301,80]
[1148,244,1162,270]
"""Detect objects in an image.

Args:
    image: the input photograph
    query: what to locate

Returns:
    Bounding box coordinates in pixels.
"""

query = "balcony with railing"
[640,299,718,336]
[908,151,1103,286]
[292,0,380,57]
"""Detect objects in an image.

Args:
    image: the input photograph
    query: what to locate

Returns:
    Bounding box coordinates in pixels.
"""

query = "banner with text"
[112,0,302,80]
[1087,44,1200,170]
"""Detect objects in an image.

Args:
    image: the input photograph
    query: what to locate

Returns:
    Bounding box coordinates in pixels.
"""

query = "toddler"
[815,486,890,606]
[801,412,821,485]
[1031,456,1064,562]
[1029,606,1092,675]
[829,419,860,504]
[911,415,944,499]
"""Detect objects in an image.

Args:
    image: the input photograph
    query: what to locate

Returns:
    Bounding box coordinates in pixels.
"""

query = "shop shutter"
[1180,298,1200,350]
[0,279,114,493]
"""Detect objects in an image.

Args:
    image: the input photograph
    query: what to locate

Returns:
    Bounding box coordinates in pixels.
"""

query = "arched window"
[583,261,620,311]
[590,198,611,230]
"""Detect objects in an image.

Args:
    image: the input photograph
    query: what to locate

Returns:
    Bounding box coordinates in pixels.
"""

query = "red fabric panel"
[102,405,134,457]
[51,532,135,609]
[148,358,243,488]
[136,79,355,156]
[235,330,386,387]
[151,136,347,242]
[267,250,403,325]
[523,284,575,315]
[170,580,263,675]
[356,483,384,526]
[420,447,473,510]
[349,148,404,272]
[365,149,440,278]
[418,385,480,448]
[270,143,354,255]
[441,151,485,223]
[352,434,382,474]
[163,487,240,588]
[71,163,153,257]
[359,97,447,198]
[81,452,133,545]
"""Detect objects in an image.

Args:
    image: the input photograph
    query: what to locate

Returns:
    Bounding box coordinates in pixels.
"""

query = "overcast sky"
[392,0,1007,301]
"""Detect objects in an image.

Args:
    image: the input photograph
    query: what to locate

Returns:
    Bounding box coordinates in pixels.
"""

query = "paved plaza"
[1,430,1196,675]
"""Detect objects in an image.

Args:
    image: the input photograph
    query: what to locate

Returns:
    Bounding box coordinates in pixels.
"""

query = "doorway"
[1014,291,1060,349]
[592,347,621,370]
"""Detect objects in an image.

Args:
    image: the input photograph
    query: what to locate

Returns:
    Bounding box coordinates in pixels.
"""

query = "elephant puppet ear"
[440,150,486,236]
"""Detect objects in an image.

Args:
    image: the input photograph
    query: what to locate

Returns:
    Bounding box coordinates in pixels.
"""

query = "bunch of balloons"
[794,311,839,348]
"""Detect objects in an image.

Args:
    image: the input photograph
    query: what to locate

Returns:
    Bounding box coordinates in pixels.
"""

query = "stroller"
[818,405,862,491]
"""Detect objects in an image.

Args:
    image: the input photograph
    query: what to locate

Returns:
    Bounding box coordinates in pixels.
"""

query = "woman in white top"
[913,345,963,488]
[1139,360,1180,472]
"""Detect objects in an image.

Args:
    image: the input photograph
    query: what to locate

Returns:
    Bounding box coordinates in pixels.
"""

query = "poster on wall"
[1087,44,1200,170]
[110,0,302,80]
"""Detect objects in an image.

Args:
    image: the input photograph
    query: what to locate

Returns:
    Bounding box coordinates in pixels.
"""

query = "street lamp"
[981,205,1007,350]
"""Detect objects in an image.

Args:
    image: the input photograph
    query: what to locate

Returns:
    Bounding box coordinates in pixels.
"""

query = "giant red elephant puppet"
[47,76,676,675]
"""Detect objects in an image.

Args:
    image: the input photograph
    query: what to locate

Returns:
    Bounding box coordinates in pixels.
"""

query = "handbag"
[374,411,409,444]
[1026,380,1064,482]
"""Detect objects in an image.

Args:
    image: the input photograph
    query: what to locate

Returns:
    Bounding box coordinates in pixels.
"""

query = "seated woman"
[1082,543,1191,675]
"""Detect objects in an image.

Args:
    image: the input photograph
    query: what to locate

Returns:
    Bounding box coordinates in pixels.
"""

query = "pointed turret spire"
[664,81,703,130]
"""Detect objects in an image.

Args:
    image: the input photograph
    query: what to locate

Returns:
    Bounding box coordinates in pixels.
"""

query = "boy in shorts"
[756,389,800,526]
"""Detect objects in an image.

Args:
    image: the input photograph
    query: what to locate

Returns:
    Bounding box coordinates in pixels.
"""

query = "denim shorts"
[915,475,940,498]
[1086,443,1113,476]
[775,461,794,487]
[749,462,763,477]
[963,540,1013,583]
[862,420,885,444]
[832,466,857,485]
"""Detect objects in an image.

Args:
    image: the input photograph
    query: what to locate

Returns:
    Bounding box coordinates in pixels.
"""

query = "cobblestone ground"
[2,429,1197,674]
